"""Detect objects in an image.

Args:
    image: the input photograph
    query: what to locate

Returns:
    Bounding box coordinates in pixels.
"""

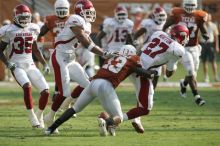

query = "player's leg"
[124,77,154,133]
[12,67,40,128]
[180,50,194,97]
[152,66,162,89]
[208,43,220,81]
[60,62,90,110]
[27,66,50,128]
[44,51,71,129]
[200,43,209,82]
[96,79,123,136]
[45,82,95,135]
[48,49,59,101]
[188,46,205,106]
[128,75,145,133]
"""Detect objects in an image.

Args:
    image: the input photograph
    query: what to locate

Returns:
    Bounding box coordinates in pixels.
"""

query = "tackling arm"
[0,41,9,65]
[95,30,106,47]
[71,26,104,56]
[37,24,49,41]
[162,16,175,31]
[132,67,158,79]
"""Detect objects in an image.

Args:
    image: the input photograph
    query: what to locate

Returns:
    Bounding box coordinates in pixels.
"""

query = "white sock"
[48,109,56,119]
[28,108,35,116]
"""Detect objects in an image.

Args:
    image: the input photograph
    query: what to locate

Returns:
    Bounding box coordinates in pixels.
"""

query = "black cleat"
[180,79,187,98]
[195,96,205,106]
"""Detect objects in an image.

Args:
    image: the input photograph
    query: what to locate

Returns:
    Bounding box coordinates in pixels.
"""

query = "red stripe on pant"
[51,50,65,111]
[126,77,150,120]
[12,71,33,109]
[51,50,63,96]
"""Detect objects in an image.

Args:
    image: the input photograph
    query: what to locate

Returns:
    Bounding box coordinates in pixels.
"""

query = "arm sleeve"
[67,15,85,28]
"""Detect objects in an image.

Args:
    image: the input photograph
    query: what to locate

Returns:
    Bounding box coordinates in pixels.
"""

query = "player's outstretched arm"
[162,17,175,31]
[133,67,158,79]
[133,28,146,41]
[95,30,106,47]
[200,23,209,42]
[37,24,49,41]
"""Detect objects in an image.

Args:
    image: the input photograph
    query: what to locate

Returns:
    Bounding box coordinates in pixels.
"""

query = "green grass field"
[0,85,219,146]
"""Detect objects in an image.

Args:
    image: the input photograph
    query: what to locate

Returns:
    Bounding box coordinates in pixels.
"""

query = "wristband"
[87,43,96,51]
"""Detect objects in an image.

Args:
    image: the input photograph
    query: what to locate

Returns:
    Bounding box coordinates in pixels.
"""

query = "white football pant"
[73,79,123,121]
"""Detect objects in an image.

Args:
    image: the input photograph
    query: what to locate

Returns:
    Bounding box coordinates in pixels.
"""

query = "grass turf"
[0,86,219,146]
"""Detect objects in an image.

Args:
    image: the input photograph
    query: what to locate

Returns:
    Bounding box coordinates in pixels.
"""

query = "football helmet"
[115,6,128,23]
[74,0,96,22]
[170,24,189,46]
[152,7,167,25]
[13,4,32,28]
[54,0,70,18]
[183,0,198,13]
[119,45,137,56]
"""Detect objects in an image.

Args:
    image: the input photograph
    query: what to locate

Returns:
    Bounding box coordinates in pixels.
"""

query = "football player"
[0,5,50,128]
[96,5,134,53]
[132,6,167,133]
[44,45,157,136]
[163,0,209,106]
[38,0,70,101]
[43,0,117,133]
[45,24,189,136]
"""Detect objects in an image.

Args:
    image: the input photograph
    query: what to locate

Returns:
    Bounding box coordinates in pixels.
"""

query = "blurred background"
[0,0,220,83]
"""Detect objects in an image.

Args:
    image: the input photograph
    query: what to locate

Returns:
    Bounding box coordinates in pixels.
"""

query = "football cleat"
[35,110,45,129]
[180,79,187,98]
[28,113,41,128]
[44,128,53,135]
[97,118,108,136]
[43,114,59,134]
[108,125,116,136]
[195,95,205,106]
[131,117,144,133]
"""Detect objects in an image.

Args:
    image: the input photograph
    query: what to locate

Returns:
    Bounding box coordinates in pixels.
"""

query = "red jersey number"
[143,38,169,58]
[102,56,127,73]
[12,36,33,54]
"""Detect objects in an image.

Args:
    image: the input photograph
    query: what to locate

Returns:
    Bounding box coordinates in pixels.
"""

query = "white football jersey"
[55,14,91,53]
[140,31,185,71]
[103,18,134,52]
[140,19,165,43]
[0,23,40,63]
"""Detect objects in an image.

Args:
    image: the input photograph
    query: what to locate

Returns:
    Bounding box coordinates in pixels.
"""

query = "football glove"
[43,64,50,75]
[6,61,16,71]
[103,51,119,59]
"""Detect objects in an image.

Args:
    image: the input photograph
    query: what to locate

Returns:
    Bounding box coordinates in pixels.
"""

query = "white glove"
[103,51,119,59]
[6,61,16,71]
[43,64,50,75]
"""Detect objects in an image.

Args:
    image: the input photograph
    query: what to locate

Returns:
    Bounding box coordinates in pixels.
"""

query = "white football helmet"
[115,6,128,24]
[183,0,198,13]
[152,7,167,25]
[54,0,70,18]
[119,45,137,56]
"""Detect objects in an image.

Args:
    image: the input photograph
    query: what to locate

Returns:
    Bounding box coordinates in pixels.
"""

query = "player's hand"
[103,51,119,59]
[6,61,16,71]
[43,64,50,75]
[145,70,158,79]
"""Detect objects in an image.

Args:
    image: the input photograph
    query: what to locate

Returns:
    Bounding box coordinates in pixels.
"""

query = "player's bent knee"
[22,83,31,89]
[40,89,50,97]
